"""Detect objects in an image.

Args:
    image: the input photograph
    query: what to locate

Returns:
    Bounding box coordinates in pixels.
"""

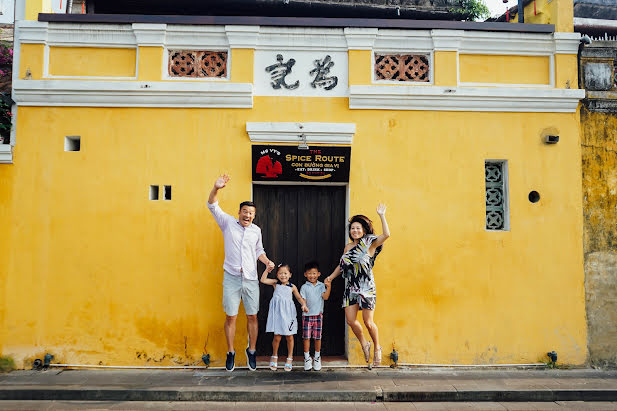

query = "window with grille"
[168,50,228,78]
[374,54,430,82]
[485,161,509,231]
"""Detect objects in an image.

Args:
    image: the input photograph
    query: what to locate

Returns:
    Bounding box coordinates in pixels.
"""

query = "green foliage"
[0,356,16,373]
[451,0,491,21]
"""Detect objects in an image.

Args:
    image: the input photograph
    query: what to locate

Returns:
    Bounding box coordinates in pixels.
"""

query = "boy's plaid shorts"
[302,313,323,340]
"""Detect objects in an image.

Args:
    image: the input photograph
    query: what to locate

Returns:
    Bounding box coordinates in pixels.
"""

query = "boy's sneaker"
[313,356,322,371]
[304,356,313,371]
[225,352,235,372]
[245,348,257,371]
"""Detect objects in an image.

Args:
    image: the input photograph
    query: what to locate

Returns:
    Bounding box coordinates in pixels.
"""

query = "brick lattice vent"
[169,50,228,78]
[375,54,430,82]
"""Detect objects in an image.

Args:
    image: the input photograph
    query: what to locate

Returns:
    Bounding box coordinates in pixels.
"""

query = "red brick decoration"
[169,50,228,78]
[375,54,430,82]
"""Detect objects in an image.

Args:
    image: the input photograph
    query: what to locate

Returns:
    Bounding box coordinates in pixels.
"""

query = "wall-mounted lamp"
[544,135,559,144]
[298,133,309,150]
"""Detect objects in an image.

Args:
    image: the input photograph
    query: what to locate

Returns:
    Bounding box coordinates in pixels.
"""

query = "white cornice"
[256,26,348,51]
[349,85,585,112]
[553,32,581,55]
[246,122,355,144]
[16,21,565,56]
[225,25,260,49]
[344,27,378,50]
[431,29,464,51]
[459,31,554,55]
[16,20,48,44]
[0,144,12,164]
[13,80,253,108]
[132,23,167,47]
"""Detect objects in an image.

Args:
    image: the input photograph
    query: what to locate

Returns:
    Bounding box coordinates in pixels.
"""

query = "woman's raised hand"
[376,203,387,216]
[214,174,230,189]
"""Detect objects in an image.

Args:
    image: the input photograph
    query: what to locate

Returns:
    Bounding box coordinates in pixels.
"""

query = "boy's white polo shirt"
[300,281,327,316]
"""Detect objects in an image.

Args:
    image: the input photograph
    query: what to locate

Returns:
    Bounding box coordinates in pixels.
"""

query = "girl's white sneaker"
[304,356,313,371]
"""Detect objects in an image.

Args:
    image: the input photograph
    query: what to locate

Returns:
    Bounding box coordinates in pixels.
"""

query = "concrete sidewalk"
[0,368,616,403]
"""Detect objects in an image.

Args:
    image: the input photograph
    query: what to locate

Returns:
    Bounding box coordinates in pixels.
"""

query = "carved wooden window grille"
[485,161,508,231]
[374,54,430,82]
[168,50,228,78]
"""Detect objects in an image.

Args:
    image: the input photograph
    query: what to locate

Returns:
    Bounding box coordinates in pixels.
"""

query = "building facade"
[0,0,588,368]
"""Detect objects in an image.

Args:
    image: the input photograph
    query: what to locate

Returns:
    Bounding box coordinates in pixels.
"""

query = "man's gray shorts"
[222,271,260,316]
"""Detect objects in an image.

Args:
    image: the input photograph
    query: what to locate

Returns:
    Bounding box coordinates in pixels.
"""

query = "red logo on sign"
[256,155,282,178]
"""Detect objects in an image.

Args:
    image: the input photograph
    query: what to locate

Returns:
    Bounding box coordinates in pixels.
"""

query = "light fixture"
[298,133,309,150]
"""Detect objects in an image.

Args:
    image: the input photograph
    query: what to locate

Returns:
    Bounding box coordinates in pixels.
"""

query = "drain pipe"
[518,0,524,23]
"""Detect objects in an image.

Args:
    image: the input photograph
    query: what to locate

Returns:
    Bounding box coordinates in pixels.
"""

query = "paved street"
[0,400,617,410]
[1,368,616,407]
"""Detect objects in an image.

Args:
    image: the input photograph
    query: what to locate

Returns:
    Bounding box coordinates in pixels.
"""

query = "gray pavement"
[0,368,616,404]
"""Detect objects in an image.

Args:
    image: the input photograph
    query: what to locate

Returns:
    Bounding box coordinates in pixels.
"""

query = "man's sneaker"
[225,351,235,372]
[246,348,257,371]
[313,356,322,371]
[304,356,313,371]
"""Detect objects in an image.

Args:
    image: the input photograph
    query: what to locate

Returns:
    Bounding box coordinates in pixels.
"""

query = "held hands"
[301,304,309,313]
[214,174,230,189]
[377,203,387,216]
[267,260,275,272]
[324,276,332,287]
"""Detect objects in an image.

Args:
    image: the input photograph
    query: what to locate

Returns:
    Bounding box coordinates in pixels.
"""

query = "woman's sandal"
[361,341,371,363]
[269,356,278,371]
[373,346,382,367]
[284,357,293,372]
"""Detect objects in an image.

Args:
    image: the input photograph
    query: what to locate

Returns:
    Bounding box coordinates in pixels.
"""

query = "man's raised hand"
[214,174,231,189]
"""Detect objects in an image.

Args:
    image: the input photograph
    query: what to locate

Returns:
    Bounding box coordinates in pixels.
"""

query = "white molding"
[47,23,136,48]
[225,25,260,49]
[16,21,569,57]
[553,32,581,55]
[349,85,585,112]
[246,122,355,144]
[0,144,12,164]
[431,30,464,51]
[373,30,433,53]
[13,80,253,108]
[344,27,378,50]
[459,31,554,56]
[165,25,228,49]
[132,23,167,47]
[256,27,348,51]
[16,20,48,43]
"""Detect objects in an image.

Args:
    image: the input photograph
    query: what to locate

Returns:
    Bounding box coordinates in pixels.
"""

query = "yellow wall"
[49,47,137,78]
[512,0,574,33]
[460,55,550,85]
[1,95,587,367]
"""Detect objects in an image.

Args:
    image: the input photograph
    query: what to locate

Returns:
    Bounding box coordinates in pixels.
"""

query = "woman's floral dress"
[340,234,381,310]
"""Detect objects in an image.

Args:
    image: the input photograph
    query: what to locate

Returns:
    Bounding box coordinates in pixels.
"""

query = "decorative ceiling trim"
[13,80,253,108]
[246,122,355,144]
[349,85,585,112]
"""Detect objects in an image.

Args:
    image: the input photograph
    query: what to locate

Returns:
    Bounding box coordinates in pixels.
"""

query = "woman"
[325,203,390,367]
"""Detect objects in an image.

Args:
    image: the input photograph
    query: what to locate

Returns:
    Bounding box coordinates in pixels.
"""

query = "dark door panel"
[254,184,346,357]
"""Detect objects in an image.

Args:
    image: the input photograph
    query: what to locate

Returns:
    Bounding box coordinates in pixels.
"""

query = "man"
[207,174,275,371]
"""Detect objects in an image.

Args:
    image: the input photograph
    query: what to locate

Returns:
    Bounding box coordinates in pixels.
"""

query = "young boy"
[300,261,331,371]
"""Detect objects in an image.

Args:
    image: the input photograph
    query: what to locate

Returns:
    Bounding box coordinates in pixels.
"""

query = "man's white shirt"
[208,201,265,281]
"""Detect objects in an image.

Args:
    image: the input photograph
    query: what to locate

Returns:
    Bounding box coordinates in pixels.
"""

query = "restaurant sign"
[252,145,351,183]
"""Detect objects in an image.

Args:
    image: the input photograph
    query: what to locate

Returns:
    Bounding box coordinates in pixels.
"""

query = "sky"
[485,0,519,18]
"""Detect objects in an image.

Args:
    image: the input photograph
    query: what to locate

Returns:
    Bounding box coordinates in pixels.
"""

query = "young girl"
[261,264,308,371]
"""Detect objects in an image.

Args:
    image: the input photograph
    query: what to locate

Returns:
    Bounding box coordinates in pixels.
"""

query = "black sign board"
[252,145,351,183]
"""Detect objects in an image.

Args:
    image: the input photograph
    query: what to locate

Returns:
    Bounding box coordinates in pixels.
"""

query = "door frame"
[252,181,351,359]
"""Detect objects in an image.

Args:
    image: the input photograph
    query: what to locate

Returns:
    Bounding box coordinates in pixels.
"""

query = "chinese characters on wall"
[265,54,339,91]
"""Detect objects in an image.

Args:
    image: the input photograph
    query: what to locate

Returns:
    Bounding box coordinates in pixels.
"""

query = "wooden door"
[253,184,346,357]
